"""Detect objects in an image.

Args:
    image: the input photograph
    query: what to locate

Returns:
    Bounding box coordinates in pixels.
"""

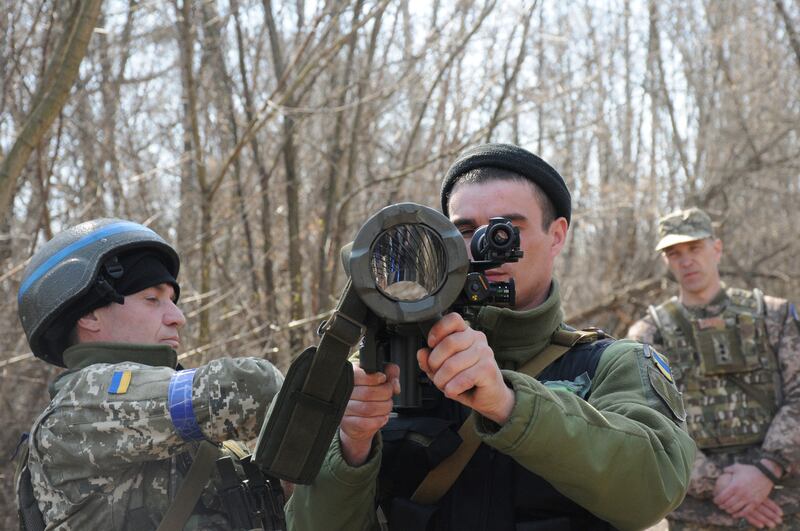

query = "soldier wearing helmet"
[15,219,285,530]
[628,207,800,530]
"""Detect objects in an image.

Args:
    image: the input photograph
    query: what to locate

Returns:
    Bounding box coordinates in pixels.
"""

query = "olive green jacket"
[287,285,695,531]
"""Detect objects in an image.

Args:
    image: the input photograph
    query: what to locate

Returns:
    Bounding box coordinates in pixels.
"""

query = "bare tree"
[0,0,102,241]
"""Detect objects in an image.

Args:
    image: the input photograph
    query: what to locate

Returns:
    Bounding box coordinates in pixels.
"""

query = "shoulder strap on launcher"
[409,328,605,506]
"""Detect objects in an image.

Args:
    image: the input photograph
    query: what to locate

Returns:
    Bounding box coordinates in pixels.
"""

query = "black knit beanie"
[440,143,571,224]
[113,251,180,300]
[60,249,180,328]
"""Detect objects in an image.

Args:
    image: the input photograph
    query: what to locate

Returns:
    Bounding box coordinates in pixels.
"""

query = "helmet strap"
[94,257,125,305]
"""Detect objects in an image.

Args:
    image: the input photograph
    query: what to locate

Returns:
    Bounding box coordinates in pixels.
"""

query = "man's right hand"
[714,472,783,528]
[338,362,400,467]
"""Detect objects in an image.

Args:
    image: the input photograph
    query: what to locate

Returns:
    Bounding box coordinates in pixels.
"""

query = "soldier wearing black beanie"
[440,143,571,225]
[286,142,693,530]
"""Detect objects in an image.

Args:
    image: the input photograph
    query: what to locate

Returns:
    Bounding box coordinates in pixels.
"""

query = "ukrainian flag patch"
[644,344,674,383]
[109,370,132,394]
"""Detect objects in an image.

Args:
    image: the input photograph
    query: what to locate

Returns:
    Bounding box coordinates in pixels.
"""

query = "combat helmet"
[17,219,180,367]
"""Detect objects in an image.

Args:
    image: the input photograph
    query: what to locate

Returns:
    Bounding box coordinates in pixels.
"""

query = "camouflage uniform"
[628,210,800,529]
[26,342,284,530]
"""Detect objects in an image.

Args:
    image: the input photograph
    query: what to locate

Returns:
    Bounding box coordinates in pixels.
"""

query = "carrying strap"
[156,441,220,531]
[410,328,600,505]
[15,435,46,531]
[254,278,365,483]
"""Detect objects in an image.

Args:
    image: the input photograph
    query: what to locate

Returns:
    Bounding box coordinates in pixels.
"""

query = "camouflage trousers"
[668,513,800,531]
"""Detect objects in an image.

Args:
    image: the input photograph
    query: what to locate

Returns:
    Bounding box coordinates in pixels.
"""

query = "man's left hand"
[417,312,515,424]
[713,463,775,516]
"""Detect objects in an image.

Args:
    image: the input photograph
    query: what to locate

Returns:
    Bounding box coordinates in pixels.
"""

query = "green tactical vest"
[648,287,781,450]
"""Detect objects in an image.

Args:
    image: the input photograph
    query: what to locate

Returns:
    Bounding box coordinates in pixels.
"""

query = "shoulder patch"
[791,303,800,334]
[642,344,686,422]
[108,370,132,394]
[647,366,686,422]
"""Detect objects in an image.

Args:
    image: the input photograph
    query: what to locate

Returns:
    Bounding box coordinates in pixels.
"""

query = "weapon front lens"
[371,224,447,301]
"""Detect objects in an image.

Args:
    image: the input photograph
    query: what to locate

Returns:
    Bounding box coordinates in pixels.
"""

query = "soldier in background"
[15,219,285,530]
[628,207,800,530]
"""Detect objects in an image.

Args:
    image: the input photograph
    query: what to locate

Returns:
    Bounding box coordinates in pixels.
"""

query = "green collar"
[472,280,565,368]
[62,342,178,371]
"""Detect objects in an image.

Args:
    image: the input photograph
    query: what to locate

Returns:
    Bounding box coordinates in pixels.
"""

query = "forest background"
[1,0,799,524]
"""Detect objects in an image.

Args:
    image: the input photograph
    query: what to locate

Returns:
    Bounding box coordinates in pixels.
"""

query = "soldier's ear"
[713,238,723,260]
[76,311,102,333]
[548,217,568,257]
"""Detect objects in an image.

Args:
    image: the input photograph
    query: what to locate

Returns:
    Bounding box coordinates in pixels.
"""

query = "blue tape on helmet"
[168,368,205,441]
[18,221,157,303]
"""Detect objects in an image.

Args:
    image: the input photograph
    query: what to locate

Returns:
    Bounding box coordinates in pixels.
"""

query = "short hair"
[448,167,557,231]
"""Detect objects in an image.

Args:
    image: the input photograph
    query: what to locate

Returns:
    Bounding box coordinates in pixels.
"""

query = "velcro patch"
[108,370,132,394]
[696,316,725,330]
[543,372,592,399]
[643,344,674,383]
[647,365,686,422]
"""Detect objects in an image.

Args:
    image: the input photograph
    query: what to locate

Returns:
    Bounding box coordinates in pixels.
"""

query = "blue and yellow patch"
[642,343,685,422]
[644,344,673,383]
[108,370,132,394]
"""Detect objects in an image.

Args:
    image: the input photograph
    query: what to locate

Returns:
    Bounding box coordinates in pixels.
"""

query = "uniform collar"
[61,342,178,371]
[471,279,564,367]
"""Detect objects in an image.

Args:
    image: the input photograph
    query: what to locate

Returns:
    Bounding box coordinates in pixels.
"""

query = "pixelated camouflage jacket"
[26,342,284,530]
[628,288,800,525]
[288,283,695,531]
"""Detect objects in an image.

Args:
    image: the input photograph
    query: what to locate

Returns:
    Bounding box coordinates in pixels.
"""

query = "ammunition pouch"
[212,451,286,531]
[693,319,753,375]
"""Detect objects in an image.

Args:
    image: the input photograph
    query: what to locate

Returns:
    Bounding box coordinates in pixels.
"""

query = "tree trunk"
[264,0,306,352]
[176,0,212,353]
[0,0,102,231]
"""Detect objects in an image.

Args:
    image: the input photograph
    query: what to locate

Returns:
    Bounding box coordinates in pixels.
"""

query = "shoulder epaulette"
[551,327,610,347]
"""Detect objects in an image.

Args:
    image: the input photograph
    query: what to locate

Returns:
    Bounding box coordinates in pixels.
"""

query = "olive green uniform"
[287,283,695,531]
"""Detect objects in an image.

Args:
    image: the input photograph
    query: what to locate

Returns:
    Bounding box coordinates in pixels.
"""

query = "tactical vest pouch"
[388,497,437,531]
[254,346,353,484]
[694,324,750,375]
[382,417,462,470]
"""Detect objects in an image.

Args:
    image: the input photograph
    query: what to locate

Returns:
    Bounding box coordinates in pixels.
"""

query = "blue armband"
[168,369,205,441]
